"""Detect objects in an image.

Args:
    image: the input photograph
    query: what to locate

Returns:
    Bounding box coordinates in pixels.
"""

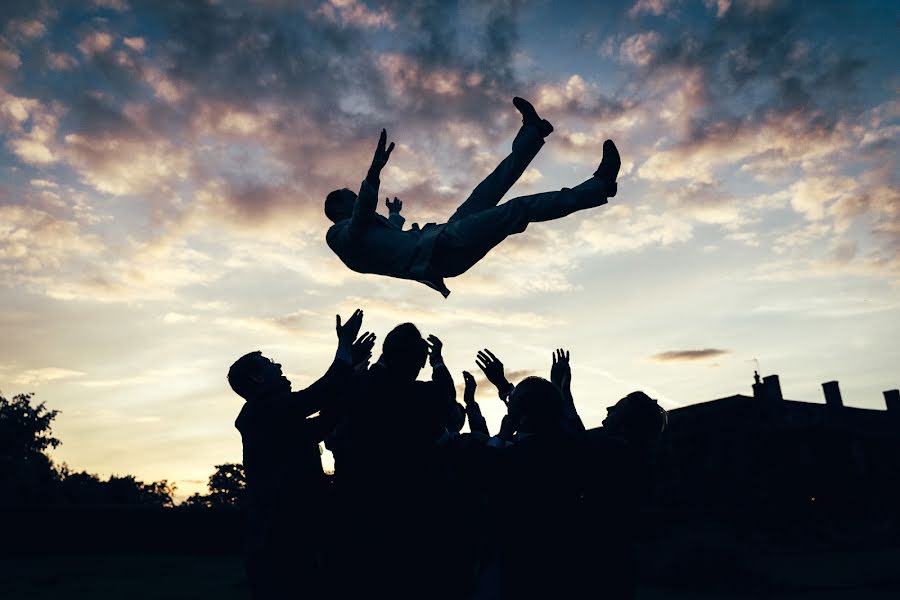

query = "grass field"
[2,551,899,599]
[0,554,249,600]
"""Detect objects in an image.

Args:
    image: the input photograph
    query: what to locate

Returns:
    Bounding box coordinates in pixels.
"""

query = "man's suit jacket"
[235,358,352,553]
[326,178,451,297]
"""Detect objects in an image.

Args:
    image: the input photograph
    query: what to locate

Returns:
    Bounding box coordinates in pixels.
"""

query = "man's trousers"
[432,123,613,278]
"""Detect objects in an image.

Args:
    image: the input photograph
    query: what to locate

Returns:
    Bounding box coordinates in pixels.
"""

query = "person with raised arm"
[228,308,373,600]
[333,323,458,598]
[325,97,620,297]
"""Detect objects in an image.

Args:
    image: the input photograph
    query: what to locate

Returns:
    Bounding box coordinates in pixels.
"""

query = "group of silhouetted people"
[228,308,668,599]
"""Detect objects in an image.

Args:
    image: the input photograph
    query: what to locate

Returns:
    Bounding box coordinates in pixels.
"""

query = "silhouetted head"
[510,376,564,436]
[379,322,429,381]
[602,391,668,444]
[227,351,291,401]
[325,188,357,223]
[447,402,466,434]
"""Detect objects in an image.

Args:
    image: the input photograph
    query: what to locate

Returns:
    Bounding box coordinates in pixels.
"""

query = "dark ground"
[2,548,899,600]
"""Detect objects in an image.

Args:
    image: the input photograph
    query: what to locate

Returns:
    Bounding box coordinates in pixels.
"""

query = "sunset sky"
[1,0,897,500]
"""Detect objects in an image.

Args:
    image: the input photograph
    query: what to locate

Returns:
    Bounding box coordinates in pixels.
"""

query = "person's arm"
[385,196,405,229]
[348,130,394,239]
[476,348,519,439]
[496,414,517,442]
[427,334,456,408]
[551,348,585,432]
[350,331,377,373]
[476,349,514,404]
[289,309,365,417]
[462,370,490,436]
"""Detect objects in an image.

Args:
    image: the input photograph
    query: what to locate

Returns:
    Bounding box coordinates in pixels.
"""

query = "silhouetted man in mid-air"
[228,309,371,600]
[325,97,621,297]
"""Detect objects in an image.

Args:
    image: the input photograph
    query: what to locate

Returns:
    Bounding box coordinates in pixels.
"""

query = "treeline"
[2,391,250,557]
[0,391,243,508]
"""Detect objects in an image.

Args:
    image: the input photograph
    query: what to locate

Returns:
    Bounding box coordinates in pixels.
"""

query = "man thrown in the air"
[325,97,620,297]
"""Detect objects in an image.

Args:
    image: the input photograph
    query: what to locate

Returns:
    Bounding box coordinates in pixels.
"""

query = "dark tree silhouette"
[182,463,246,507]
[57,468,175,506]
[0,391,61,504]
[1,390,175,506]
[105,475,176,507]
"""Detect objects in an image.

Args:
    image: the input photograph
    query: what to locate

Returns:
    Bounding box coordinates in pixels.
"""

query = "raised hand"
[427,334,444,367]
[476,349,511,395]
[550,348,571,390]
[369,129,395,176]
[385,196,402,214]
[462,370,476,405]
[351,332,377,370]
[335,308,364,347]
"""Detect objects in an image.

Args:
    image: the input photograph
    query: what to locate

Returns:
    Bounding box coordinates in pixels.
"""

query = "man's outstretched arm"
[288,309,365,418]
[551,348,585,433]
[348,129,395,238]
[462,371,490,436]
[428,334,456,408]
[476,349,519,441]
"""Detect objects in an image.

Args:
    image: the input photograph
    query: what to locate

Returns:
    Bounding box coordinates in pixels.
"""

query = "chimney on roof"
[884,389,899,411]
[822,381,843,407]
[763,375,783,401]
[752,371,766,399]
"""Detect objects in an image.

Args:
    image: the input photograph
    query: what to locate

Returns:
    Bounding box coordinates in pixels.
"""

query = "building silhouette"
[653,374,900,547]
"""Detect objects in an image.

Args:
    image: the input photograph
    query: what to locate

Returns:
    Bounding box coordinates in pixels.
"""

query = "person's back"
[495,430,588,599]
[476,377,589,599]
[332,323,457,599]
[573,391,669,600]
[326,208,442,279]
[338,365,448,487]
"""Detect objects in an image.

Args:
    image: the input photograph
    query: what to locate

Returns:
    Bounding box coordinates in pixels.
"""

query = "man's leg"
[432,140,620,278]
[433,179,613,277]
[447,98,551,223]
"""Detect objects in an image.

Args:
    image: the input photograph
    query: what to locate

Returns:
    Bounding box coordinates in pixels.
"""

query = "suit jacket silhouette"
[337,361,455,481]
[235,357,352,554]
[331,361,458,599]
[326,178,452,297]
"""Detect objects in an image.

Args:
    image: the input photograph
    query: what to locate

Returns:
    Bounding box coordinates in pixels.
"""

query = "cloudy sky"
[1,0,897,499]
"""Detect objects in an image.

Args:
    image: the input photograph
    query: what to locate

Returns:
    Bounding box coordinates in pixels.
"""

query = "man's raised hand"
[476,349,512,396]
[427,334,444,367]
[550,348,571,390]
[369,129,395,176]
[351,331,377,370]
[336,308,364,347]
[462,370,477,405]
[385,196,402,214]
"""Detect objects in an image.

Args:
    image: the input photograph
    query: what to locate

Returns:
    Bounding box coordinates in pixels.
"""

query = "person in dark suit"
[229,308,372,600]
[577,391,669,600]
[325,97,620,297]
[332,322,458,599]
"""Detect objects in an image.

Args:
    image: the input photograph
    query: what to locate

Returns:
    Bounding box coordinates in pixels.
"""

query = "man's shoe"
[513,96,553,137]
[593,139,621,183]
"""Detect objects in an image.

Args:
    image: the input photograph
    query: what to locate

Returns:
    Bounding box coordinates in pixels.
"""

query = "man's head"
[447,402,466,434]
[324,188,357,223]
[602,391,668,444]
[227,351,291,401]
[510,376,564,436]
[379,322,429,381]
